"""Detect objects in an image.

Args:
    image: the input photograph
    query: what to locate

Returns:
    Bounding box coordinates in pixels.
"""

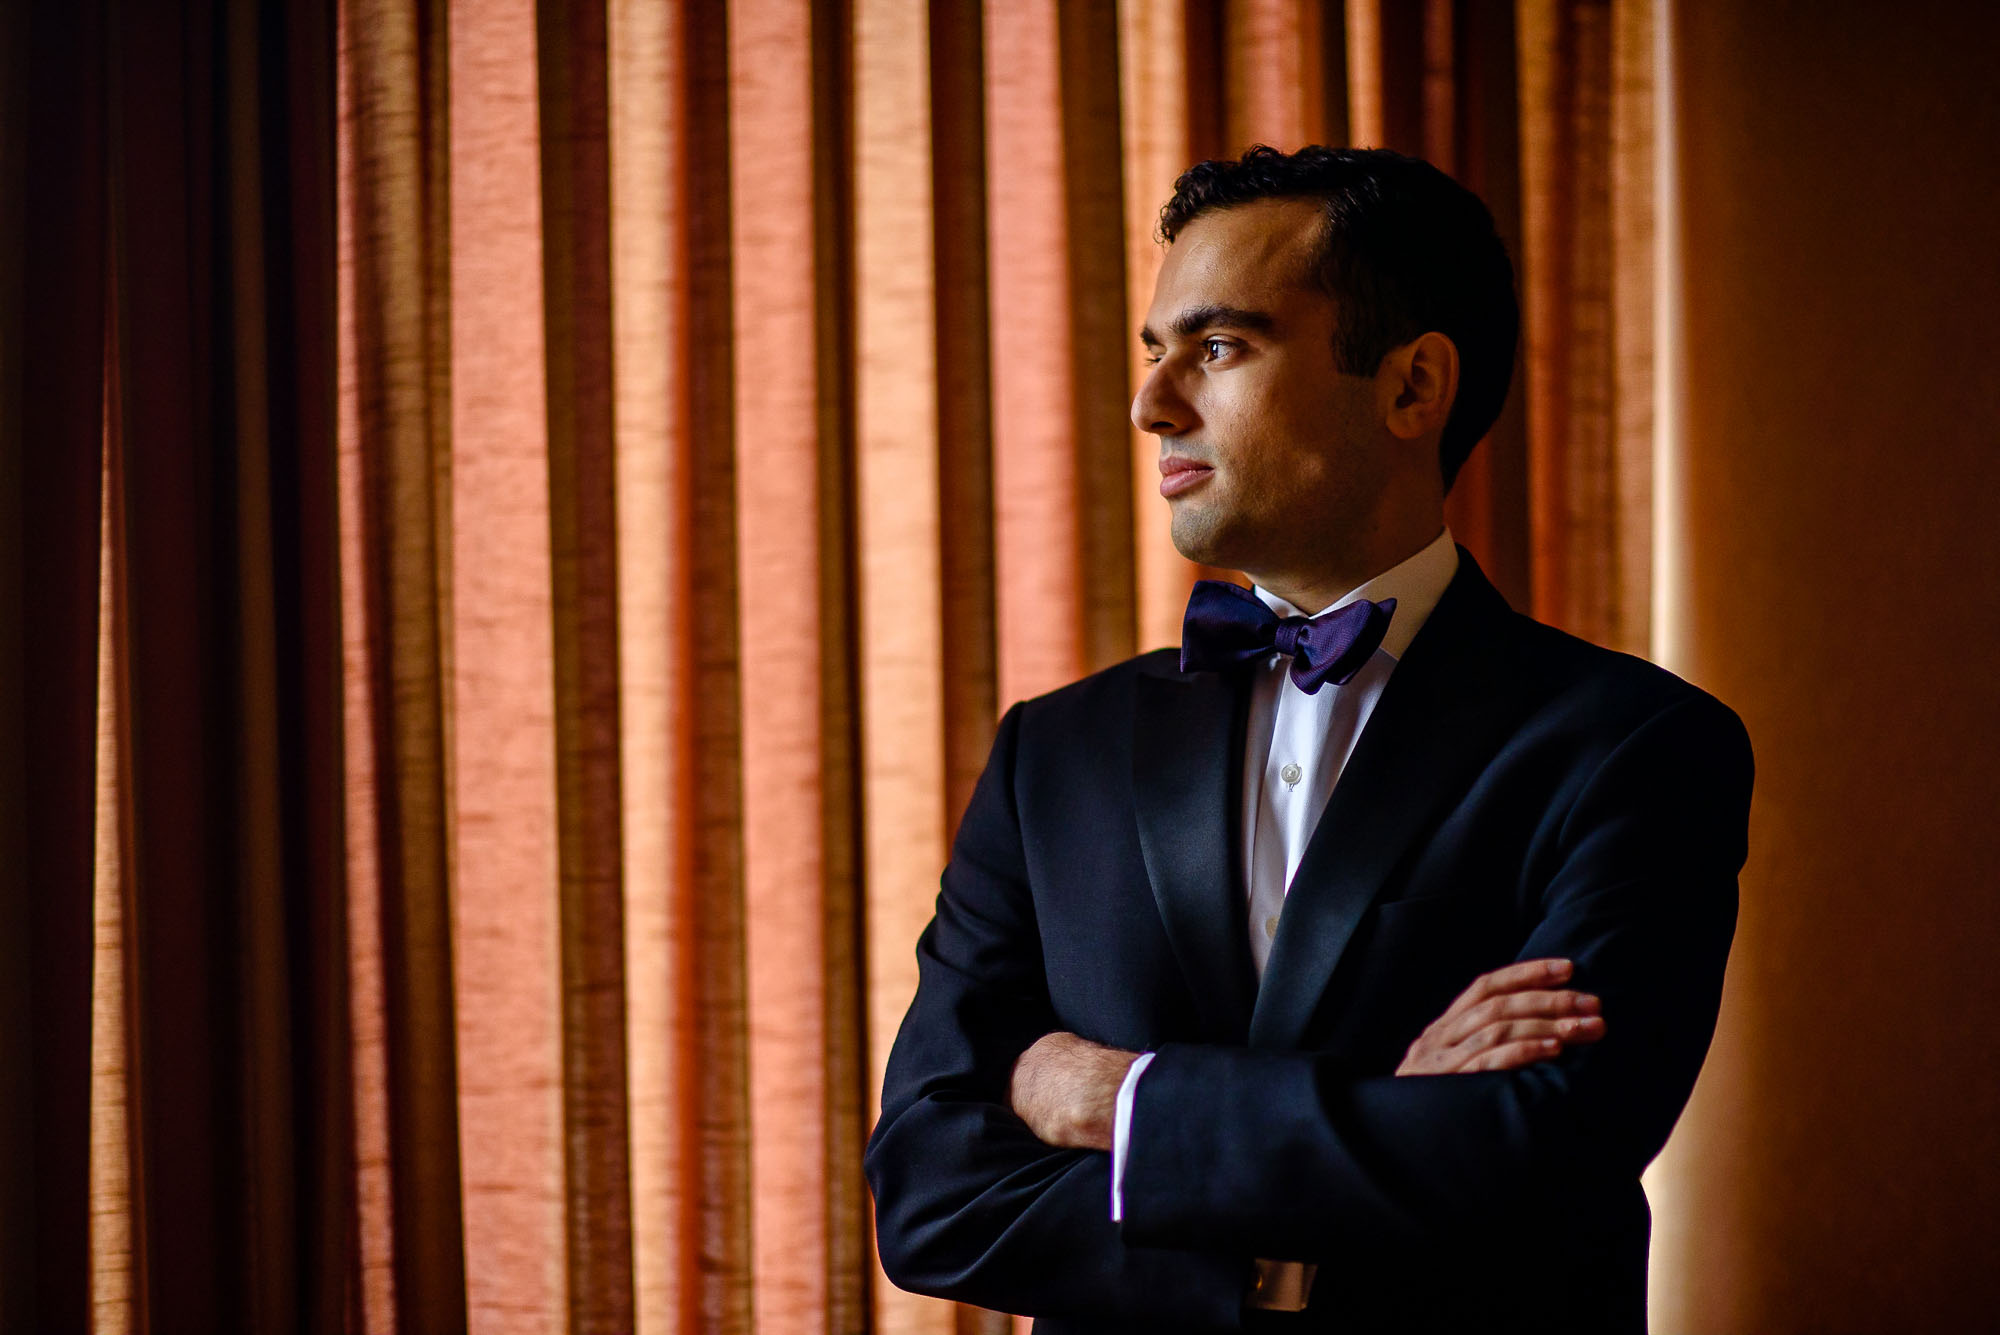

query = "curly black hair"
[1158,145,1518,491]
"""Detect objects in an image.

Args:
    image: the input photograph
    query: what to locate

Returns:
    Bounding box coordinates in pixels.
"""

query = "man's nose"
[1130,365,1191,436]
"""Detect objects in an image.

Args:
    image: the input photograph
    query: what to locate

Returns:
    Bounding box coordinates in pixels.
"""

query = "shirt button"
[1280,762,1302,787]
[1264,915,1279,939]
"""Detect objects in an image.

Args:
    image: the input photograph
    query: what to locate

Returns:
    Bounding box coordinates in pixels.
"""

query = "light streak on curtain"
[986,0,1135,704]
[1606,0,1655,657]
[608,0,753,1332]
[90,317,135,1335]
[852,0,994,1331]
[1119,0,1197,653]
[26,2,1668,1332]
[448,0,570,1329]
[728,0,873,1329]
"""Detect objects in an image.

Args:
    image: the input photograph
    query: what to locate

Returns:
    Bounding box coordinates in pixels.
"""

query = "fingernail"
[1541,1038,1560,1051]
[1578,994,1600,1014]
[1546,959,1572,979]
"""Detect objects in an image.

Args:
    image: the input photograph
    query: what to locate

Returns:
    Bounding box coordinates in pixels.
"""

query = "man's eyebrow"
[1138,304,1277,348]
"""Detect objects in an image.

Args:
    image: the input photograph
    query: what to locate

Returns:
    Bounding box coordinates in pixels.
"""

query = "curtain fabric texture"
[0,1,1658,1332]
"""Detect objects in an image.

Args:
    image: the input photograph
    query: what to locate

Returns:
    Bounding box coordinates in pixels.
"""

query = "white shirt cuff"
[1109,1050,1155,1222]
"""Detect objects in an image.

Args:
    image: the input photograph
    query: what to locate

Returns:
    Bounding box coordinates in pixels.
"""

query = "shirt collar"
[1251,527,1461,662]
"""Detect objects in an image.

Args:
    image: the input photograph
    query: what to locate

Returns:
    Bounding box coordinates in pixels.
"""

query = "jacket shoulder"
[1006,646,1183,728]
[1501,611,1750,752]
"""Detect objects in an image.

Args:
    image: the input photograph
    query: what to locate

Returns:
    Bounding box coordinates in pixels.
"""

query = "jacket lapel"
[1131,665,1258,1042]
[1248,552,1528,1049]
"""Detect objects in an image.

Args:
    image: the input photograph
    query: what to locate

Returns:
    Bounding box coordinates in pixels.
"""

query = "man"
[865,146,1752,1333]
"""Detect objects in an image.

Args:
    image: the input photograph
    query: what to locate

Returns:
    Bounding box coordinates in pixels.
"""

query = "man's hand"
[1396,957,1604,1076]
[1008,1032,1141,1151]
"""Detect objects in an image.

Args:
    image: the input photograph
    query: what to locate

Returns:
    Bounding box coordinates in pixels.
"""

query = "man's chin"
[1167,511,1238,570]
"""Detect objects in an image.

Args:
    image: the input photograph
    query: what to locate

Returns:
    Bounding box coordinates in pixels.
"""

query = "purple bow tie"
[1180,580,1396,695]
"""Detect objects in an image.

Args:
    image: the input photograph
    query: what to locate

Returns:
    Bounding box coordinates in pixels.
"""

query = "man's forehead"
[1170,197,1323,270]
[1144,199,1325,329]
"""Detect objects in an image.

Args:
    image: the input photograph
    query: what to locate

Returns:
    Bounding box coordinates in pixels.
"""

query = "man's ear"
[1380,331,1460,443]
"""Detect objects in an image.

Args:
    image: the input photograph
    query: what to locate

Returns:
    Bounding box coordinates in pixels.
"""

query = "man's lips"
[1159,456,1214,498]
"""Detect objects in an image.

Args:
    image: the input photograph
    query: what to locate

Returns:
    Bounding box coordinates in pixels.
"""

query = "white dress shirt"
[1110,527,1462,1308]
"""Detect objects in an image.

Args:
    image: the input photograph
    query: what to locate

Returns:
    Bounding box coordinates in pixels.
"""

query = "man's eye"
[1203,338,1231,360]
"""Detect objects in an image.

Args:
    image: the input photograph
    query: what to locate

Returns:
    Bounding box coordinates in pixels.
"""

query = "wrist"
[1073,1048,1139,1150]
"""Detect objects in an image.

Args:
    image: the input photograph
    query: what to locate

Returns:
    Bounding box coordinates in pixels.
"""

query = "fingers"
[1396,957,1612,1076]
[1399,1012,1606,1077]
[1452,957,1575,1010]
[1437,986,1601,1049]
[1459,1037,1563,1073]
[1397,959,1614,1077]
[1455,1012,1605,1055]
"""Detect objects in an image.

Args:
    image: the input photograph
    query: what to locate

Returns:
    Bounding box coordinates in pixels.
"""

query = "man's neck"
[1252,524,1449,615]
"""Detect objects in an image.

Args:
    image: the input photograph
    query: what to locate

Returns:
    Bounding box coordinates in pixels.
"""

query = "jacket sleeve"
[1119,691,1754,1262]
[865,702,1251,1330]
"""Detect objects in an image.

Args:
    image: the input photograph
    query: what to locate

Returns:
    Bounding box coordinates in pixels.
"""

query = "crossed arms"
[1012,956,1608,1152]
[865,690,1753,1325]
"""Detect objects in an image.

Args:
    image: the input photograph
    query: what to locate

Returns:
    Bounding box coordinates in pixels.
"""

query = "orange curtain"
[3,1,1659,1332]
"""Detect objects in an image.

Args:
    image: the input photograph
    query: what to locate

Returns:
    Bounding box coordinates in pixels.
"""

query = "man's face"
[1133,198,1396,588]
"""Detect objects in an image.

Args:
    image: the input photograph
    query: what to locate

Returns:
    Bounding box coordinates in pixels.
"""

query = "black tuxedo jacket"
[866,550,1753,1333]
